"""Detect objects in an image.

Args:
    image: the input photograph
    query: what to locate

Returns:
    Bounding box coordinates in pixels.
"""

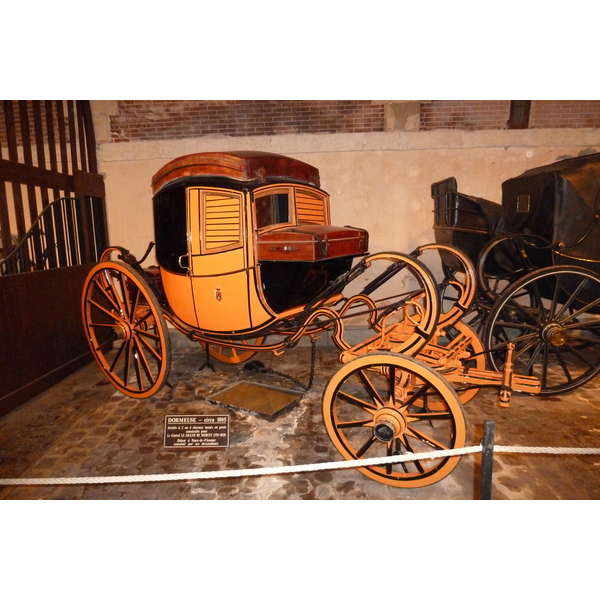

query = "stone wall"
[93,109,600,269]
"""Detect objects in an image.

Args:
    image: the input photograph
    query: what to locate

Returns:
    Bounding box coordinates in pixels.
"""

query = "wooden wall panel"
[0,101,107,415]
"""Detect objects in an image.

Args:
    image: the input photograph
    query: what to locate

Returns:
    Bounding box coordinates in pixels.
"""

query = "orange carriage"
[82,151,539,488]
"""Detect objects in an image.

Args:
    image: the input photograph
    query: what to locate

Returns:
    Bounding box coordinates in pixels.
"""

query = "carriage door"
[187,187,252,332]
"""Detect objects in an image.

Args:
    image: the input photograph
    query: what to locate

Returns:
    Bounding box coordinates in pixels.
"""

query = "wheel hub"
[373,407,406,442]
[111,322,131,341]
[542,323,567,347]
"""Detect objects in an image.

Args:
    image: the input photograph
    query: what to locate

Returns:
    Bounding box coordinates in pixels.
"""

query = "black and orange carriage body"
[149,151,369,337]
[83,150,539,489]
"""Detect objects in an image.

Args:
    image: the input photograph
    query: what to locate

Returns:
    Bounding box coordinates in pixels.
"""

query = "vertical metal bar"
[0,181,14,273]
[76,100,89,173]
[18,102,44,269]
[479,420,496,500]
[32,102,50,205]
[3,100,27,239]
[80,100,98,173]
[34,102,57,269]
[44,101,60,199]
[56,101,69,183]
[67,100,78,174]
[53,197,68,267]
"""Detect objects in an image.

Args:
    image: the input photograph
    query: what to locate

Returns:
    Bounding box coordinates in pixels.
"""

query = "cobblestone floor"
[1,333,600,500]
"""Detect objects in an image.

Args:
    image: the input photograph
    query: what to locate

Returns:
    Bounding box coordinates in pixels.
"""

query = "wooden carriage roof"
[151,151,321,193]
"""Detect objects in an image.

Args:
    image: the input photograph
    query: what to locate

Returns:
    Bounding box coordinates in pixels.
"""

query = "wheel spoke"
[521,339,544,376]
[400,380,433,409]
[406,423,451,451]
[357,369,385,407]
[529,279,549,324]
[513,336,540,363]
[93,276,121,314]
[564,316,600,330]
[560,297,600,324]
[136,330,164,363]
[127,285,142,323]
[356,435,378,458]
[549,344,574,383]
[552,273,580,319]
[109,338,127,373]
[132,336,157,387]
[111,271,129,318]
[337,419,373,429]
[398,436,427,474]
[337,390,378,412]
[122,339,133,387]
[561,341,598,370]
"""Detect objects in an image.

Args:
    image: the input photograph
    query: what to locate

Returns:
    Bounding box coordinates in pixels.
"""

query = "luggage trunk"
[257,224,368,262]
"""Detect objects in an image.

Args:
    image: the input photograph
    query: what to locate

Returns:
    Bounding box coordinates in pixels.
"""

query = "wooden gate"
[0,100,107,417]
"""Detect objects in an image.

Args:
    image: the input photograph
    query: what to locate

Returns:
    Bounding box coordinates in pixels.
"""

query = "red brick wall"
[109,100,385,142]
[2,101,598,148]
[420,100,510,131]
[530,100,600,128]
[420,100,600,131]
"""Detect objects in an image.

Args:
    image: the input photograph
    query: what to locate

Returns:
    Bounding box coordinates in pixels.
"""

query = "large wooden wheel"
[82,261,171,398]
[322,352,466,488]
[483,265,600,395]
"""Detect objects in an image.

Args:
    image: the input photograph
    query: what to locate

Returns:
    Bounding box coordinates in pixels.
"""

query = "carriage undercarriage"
[82,241,547,489]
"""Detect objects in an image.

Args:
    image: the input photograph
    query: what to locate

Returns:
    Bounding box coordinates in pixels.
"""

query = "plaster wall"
[96,126,600,267]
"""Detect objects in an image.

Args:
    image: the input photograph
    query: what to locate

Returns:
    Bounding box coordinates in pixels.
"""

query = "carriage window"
[255,191,290,228]
[200,189,243,253]
[153,185,187,273]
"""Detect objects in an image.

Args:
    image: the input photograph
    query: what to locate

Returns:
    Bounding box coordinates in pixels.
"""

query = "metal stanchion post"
[479,420,495,500]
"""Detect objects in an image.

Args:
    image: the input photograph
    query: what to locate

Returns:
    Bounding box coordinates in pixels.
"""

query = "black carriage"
[433,152,600,394]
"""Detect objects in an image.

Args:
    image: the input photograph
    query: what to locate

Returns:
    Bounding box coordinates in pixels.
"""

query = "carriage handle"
[178,254,189,270]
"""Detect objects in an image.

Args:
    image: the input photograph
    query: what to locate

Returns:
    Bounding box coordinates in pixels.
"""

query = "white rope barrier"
[1,444,600,487]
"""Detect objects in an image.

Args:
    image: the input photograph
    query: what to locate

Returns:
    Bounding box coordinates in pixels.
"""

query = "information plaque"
[164,415,229,449]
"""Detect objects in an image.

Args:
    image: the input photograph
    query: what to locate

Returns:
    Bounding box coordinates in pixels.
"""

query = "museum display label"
[164,414,229,449]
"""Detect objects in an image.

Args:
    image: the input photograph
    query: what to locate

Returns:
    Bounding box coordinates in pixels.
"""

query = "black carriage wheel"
[323,352,466,488]
[82,261,172,398]
[483,265,600,395]
[477,234,550,303]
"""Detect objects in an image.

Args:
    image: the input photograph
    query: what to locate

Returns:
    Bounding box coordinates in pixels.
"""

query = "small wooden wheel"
[82,261,171,398]
[322,352,466,488]
[208,337,266,364]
